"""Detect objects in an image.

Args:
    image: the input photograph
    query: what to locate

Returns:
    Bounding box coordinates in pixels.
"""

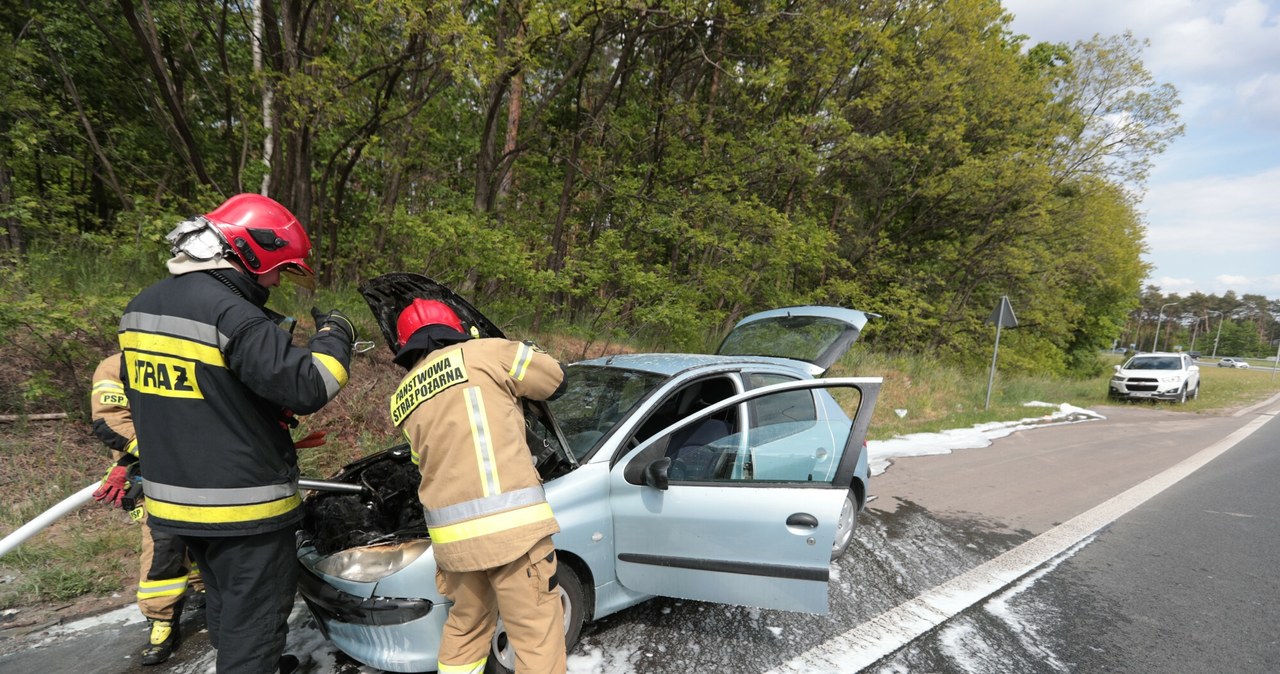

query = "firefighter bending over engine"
[391,299,568,674]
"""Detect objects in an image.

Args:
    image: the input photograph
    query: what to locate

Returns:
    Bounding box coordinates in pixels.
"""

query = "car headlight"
[1158,375,1183,383]
[313,539,432,583]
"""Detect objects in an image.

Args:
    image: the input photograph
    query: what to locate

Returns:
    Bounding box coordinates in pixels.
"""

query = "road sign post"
[985,296,1018,410]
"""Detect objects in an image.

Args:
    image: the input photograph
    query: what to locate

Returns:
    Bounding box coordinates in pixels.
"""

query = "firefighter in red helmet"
[118,193,354,673]
[390,298,569,673]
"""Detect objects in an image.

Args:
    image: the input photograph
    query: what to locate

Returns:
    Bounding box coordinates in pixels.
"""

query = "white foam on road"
[867,402,1105,476]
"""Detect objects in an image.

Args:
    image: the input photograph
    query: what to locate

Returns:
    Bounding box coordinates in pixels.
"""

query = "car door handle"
[786,512,819,528]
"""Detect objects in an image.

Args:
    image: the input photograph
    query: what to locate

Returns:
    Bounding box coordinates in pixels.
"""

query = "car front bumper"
[1109,382,1185,400]
[297,566,445,673]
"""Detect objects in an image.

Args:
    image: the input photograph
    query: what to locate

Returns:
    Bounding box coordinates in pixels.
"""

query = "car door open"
[608,377,880,614]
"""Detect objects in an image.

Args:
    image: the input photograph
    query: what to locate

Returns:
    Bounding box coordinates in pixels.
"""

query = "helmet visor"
[281,261,316,289]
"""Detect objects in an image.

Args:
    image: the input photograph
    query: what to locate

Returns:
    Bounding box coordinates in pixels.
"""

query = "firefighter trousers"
[435,536,565,674]
[181,527,299,674]
[136,508,202,620]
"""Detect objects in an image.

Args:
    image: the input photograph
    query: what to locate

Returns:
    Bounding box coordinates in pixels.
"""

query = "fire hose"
[0,478,366,558]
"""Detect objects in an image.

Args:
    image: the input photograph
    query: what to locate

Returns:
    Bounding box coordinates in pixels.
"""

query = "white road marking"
[770,405,1280,674]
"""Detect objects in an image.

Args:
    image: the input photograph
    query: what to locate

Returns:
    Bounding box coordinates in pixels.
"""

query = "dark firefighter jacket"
[119,265,351,537]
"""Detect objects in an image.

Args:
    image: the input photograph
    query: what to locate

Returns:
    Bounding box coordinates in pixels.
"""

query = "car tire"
[1192,383,1200,400]
[1177,386,1187,404]
[486,560,586,674]
[831,490,858,560]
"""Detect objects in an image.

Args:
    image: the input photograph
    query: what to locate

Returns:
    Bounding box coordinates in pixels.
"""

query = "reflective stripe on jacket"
[395,339,563,571]
[119,268,351,537]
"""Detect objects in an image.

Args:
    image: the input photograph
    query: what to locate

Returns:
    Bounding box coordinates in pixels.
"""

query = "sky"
[1000,0,1280,301]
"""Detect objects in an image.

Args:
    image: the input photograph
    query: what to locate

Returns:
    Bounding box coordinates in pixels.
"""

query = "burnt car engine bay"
[300,409,575,556]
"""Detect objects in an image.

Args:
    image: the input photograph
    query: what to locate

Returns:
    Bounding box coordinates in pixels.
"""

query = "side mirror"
[1113,364,1122,374]
[643,457,672,491]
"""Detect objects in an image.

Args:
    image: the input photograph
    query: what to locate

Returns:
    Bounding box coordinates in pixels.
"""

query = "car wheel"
[831,490,858,560]
[486,560,586,674]
[1192,383,1200,399]
[1177,386,1187,404]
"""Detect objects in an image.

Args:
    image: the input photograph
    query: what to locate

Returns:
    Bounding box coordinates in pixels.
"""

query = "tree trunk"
[0,158,20,256]
[496,63,523,203]
[118,0,215,189]
[272,0,314,250]
[252,1,274,195]
[42,32,131,211]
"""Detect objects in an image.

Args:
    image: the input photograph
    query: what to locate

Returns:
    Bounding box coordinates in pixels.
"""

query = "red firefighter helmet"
[204,194,315,282]
[396,299,464,347]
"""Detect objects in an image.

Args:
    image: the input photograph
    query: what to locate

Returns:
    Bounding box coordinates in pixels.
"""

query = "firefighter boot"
[140,618,181,665]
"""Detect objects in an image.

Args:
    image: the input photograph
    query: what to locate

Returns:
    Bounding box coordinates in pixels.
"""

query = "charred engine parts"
[301,447,425,555]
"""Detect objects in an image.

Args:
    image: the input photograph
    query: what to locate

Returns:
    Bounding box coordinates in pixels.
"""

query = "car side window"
[625,376,740,454]
[664,385,856,485]
[745,373,817,429]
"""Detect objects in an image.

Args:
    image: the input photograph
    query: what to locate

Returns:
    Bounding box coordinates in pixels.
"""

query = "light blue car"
[296,276,882,673]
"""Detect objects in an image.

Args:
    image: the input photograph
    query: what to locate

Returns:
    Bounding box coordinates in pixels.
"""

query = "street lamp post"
[1151,302,1178,352]
[1208,309,1227,358]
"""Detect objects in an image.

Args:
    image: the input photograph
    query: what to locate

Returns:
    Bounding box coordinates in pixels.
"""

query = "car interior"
[626,377,741,481]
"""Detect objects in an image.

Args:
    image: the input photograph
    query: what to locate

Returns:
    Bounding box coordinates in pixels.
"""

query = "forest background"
[3,0,1280,421]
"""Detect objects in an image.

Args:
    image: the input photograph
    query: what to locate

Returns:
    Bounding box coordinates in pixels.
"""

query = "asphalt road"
[2,399,1276,673]
[872,401,1280,673]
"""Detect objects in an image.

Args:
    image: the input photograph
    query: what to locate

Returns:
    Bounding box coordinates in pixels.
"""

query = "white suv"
[1109,352,1200,403]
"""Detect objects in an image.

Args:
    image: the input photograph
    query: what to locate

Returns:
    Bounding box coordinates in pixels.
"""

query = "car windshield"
[1125,357,1181,370]
[548,365,667,461]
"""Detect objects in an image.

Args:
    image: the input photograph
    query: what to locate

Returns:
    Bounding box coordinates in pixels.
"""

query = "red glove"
[294,431,328,449]
[93,465,130,507]
[279,408,300,430]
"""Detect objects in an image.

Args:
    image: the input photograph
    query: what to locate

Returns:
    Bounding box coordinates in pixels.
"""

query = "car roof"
[572,352,812,377]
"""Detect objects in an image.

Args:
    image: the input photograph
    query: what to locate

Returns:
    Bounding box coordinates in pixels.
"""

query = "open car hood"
[359,272,508,351]
[358,272,578,472]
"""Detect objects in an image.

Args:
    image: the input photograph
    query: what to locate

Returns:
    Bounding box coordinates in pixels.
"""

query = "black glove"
[311,307,356,345]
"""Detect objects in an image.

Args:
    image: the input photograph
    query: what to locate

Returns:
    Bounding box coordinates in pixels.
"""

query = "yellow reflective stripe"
[437,658,486,674]
[92,380,125,393]
[406,430,420,466]
[145,493,301,524]
[428,502,555,545]
[124,438,139,458]
[136,577,188,600]
[119,332,224,367]
[312,351,349,389]
[508,343,533,381]
[465,388,500,497]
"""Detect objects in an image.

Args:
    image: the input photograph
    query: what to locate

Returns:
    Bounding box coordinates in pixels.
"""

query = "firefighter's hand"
[311,307,356,345]
[294,430,328,449]
[93,465,130,507]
